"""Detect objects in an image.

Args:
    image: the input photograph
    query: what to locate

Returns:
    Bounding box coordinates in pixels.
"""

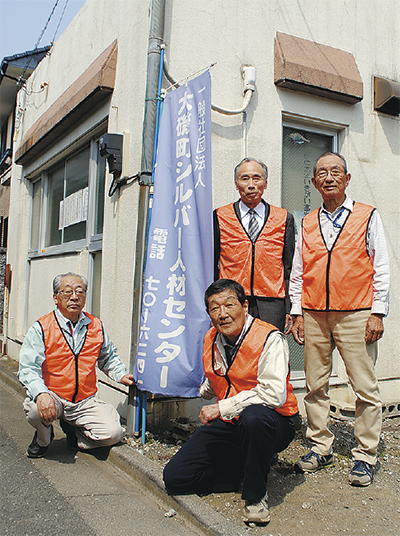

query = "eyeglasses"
[58,289,86,298]
[316,168,345,180]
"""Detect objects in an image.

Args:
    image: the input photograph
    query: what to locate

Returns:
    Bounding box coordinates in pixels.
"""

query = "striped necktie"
[248,209,259,242]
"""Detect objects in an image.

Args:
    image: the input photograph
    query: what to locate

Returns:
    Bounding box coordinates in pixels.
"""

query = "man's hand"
[120,374,135,386]
[291,315,305,345]
[36,392,57,425]
[365,314,384,344]
[284,314,293,334]
[199,404,221,426]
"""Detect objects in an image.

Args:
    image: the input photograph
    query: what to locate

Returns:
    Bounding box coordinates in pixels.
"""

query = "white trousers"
[23,391,125,449]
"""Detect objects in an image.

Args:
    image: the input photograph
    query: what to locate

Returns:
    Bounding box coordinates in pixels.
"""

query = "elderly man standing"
[18,272,134,458]
[163,279,300,525]
[213,157,295,331]
[290,152,390,487]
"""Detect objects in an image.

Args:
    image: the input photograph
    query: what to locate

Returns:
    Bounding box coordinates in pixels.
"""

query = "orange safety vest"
[202,318,299,417]
[301,202,375,311]
[38,311,104,402]
[216,203,287,297]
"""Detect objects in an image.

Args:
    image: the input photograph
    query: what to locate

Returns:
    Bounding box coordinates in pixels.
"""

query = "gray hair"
[53,272,88,294]
[234,157,268,183]
[313,152,348,176]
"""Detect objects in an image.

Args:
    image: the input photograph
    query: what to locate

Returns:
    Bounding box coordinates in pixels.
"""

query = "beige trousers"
[23,392,125,449]
[303,309,381,465]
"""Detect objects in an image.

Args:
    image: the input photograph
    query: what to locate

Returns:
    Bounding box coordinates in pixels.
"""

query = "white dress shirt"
[239,200,265,233]
[289,196,390,316]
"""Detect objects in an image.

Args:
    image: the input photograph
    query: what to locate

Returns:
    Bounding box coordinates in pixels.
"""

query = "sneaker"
[243,494,271,524]
[349,460,373,487]
[295,450,334,473]
[27,425,54,458]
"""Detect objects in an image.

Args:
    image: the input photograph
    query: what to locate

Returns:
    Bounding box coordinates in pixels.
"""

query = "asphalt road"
[0,381,205,536]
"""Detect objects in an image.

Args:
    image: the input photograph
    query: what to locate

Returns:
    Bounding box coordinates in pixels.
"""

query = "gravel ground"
[125,415,400,536]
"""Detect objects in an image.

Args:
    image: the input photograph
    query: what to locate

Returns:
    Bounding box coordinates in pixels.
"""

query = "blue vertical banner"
[134,71,213,397]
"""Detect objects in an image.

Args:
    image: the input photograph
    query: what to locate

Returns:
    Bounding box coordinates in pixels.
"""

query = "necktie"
[248,209,259,242]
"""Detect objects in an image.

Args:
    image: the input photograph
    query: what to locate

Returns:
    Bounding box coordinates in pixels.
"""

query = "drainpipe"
[127,0,166,434]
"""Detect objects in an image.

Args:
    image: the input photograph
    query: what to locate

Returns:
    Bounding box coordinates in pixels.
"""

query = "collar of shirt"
[218,314,253,352]
[239,199,265,219]
[320,195,353,216]
[55,309,89,336]
[239,200,265,228]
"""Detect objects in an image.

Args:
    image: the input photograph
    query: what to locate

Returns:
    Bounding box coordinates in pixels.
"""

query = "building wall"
[8,0,400,424]
[0,185,10,216]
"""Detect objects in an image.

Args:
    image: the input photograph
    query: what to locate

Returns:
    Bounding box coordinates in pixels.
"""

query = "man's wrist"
[290,305,303,316]
[217,399,229,419]
[34,391,50,402]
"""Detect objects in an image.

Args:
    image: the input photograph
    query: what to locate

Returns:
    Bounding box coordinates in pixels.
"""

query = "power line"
[20,0,61,82]
[33,0,61,50]
[51,0,71,45]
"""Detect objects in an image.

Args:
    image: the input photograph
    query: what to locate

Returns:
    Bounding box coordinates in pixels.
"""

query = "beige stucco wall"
[8,0,400,423]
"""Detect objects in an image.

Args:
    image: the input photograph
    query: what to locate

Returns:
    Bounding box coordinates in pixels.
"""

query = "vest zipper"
[323,208,351,311]
[250,241,255,295]
[326,250,331,310]
[224,375,232,398]
[72,354,79,403]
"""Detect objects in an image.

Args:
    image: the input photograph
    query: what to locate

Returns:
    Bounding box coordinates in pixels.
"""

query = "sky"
[0,0,87,60]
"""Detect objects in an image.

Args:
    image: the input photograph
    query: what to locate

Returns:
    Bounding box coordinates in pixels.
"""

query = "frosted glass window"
[282,126,333,234]
[282,125,335,374]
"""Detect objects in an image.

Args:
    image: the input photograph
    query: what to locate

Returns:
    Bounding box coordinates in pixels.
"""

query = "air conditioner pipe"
[163,63,256,115]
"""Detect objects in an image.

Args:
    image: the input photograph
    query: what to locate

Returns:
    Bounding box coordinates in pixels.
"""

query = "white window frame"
[28,136,106,258]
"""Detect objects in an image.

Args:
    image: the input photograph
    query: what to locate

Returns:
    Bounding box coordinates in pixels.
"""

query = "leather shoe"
[27,426,54,458]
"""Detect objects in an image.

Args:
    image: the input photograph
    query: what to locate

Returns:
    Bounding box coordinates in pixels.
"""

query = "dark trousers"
[163,405,295,502]
[247,296,286,332]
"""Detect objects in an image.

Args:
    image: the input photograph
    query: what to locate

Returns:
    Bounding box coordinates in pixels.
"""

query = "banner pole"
[141,391,148,445]
[134,385,141,437]
[140,43,165,444]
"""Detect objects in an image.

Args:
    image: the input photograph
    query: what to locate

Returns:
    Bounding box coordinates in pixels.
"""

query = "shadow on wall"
[377,113,400,156]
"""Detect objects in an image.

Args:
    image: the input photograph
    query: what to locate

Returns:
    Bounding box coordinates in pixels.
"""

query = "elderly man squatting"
[163,279,300,525]
[18,272,134,458]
